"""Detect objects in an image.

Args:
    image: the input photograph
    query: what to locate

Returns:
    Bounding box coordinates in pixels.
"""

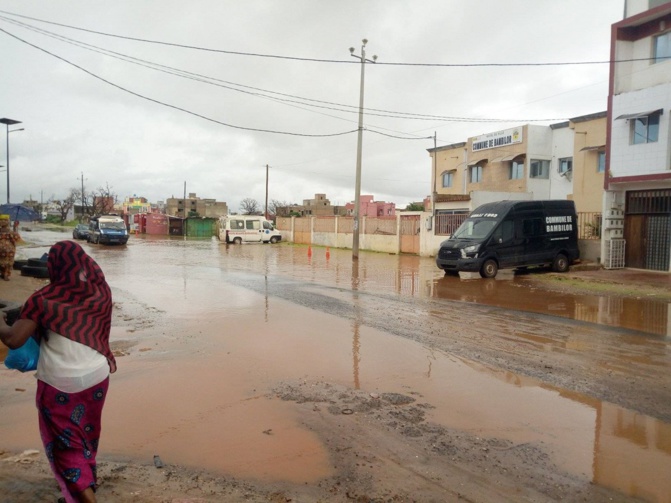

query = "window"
[230,219,244,230]
[469,165,483,183]
[530,159,549,179]
[632,113,660,144]
[558,157,573,174]
[442,171,454,188]
[522,218,543,237]
[654,31,671,64]
[245,220,260,230]
[597,152,605,173]
[509,160,524,180]
[491,219,514,243]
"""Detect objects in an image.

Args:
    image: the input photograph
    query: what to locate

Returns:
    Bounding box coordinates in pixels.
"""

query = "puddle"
[2,230,670,501]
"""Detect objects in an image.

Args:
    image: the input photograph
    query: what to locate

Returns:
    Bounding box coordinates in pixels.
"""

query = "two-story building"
[345,195,396,217]
[605,0,671,271]
[165,193,228,219]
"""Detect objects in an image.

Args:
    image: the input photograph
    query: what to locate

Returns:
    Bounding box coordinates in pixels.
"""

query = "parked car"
[72,223,91,240]
[436,200,580,278]
[218,215,282,244]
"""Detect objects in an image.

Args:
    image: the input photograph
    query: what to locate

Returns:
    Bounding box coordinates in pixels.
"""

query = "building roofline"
[427,141,467,153]
[570,111,607,123]
[550,121,570,130]
[615,2,671,28]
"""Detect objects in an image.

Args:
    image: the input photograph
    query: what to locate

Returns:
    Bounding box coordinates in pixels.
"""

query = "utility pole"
[80,172,85,222]
[349,39,377,260]
[265,164,270,220]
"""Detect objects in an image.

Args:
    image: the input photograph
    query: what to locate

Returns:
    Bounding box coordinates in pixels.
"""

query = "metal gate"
[624,190,671,271]
[400,215,420,254]
[293,217,311,245]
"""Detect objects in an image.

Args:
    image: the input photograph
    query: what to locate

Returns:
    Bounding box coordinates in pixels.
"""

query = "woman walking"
[0,214,20,280]
[0,240,116,503]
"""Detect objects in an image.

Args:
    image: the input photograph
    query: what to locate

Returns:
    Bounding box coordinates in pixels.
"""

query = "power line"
[0,26,359,138]
[0,8,667,67]
[0,15,570,125]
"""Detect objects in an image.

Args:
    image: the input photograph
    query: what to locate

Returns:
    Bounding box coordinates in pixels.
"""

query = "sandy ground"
[1,263,667,502]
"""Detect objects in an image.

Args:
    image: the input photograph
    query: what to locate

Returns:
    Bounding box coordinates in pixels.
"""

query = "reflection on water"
[594,402,671,502]
[11,231,671,336]
[5,230,671,502]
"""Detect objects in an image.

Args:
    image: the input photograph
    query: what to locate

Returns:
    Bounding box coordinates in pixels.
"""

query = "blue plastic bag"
[4,336,40,372]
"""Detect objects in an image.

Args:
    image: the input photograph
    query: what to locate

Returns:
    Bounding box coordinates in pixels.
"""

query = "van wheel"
[552,253,569,273]
[480,259,498,279]
[269,236,279,244]
[233,237,242,245]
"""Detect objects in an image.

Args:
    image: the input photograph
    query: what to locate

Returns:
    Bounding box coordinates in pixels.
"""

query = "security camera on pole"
[349,40,377,260]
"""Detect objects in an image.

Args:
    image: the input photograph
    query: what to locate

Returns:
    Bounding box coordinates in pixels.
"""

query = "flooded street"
[2,229,671,502]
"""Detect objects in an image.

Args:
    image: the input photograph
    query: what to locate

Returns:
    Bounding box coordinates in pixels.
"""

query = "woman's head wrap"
[20,240,116,372]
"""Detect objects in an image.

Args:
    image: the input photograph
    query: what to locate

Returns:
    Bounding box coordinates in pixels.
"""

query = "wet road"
[2,229,671,501]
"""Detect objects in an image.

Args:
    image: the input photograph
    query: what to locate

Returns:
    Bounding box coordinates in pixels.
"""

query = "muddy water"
[2,231,671,501]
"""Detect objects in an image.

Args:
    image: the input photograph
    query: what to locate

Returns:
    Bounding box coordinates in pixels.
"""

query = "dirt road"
[1,232,669,502]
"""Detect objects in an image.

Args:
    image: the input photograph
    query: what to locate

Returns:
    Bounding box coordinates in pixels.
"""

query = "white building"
[604,0,671,271]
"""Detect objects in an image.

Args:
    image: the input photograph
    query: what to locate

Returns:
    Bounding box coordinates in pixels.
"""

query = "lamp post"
[0,118,23,204]
[349,40,376,260]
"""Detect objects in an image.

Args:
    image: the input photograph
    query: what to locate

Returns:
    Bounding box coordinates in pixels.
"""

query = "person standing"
[0,240,116,503]
[0,214,20,280]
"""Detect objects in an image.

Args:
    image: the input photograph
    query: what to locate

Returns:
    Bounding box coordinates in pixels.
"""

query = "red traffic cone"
[326,247,330,259]
[307,245,312,257]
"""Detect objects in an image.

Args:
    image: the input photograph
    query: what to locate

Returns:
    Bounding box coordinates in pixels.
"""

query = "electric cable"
[1,8,667,67]
[0,14,569,124]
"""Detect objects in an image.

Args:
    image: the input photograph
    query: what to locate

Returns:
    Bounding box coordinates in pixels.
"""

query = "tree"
[269,199,295,218]
[84,183,118,216]
[50,188,79,223]
[240,198,260,215]
[405,202,425,211]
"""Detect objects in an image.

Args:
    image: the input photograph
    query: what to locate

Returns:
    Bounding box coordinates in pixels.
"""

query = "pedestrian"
[0,214,20,280]
[0,240,116,503]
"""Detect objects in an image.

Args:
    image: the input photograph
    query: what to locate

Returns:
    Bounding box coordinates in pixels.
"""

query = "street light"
[0,118,23,204]
[349,40,377,260]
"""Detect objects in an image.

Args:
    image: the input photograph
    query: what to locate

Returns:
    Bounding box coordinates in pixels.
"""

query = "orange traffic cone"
[326,247,330,259]
[307,245,312,257]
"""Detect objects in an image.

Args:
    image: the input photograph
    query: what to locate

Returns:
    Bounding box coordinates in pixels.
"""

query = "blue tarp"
[0,204,41,222]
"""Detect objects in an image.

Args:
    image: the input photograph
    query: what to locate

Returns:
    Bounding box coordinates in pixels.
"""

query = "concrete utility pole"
[80,172,85,222]
[349,39,377,260]
[265,164,270,220]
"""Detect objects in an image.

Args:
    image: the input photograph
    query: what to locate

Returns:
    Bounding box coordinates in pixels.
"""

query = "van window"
[230,220,244,230]
[522,218,543,237]
[100,221,126,230]
[491,219,514,243]
[263,221,273,230]
[246,220,260,230]
[452,219,497,239]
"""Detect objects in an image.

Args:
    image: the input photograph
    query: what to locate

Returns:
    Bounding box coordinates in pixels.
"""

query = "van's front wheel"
[233,237,242,245]
[552,253,569,272]
[480,259,498,279]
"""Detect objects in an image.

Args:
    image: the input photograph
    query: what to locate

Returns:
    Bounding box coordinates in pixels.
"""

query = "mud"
[1,229,670,502]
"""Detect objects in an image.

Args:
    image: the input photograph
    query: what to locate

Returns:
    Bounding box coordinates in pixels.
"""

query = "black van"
[436,200,580,278]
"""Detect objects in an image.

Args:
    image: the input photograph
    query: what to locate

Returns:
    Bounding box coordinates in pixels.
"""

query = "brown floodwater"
[1,230,671,501]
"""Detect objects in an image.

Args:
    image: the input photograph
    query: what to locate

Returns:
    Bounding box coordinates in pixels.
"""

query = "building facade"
[301,193,347,216]
[428,123,579,214]
[605,0,671,271]
[345,195,396,217]
[165,193,228,219]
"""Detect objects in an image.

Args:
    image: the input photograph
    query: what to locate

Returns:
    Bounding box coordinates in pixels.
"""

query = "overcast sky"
[0,0,625,213]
